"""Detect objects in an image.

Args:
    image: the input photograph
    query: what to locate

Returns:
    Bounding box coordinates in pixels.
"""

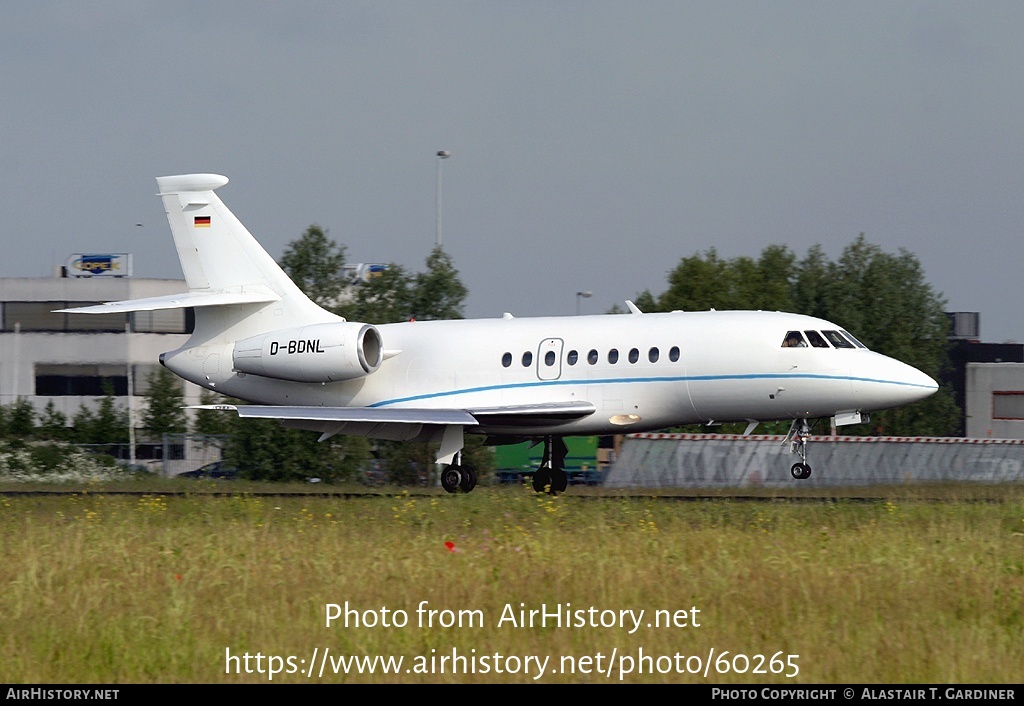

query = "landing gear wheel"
[550,468,568,493]
[790,463,812,480]
[459,466,478,493]
[532,467,552,493]
[441,465,463,493]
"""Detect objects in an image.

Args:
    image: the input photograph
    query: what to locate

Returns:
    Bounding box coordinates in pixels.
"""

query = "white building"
[0,275,203,423]
[965,362,1024,439]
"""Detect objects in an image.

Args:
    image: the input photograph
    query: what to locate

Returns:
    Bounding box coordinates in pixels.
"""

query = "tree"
[6,398,35,441]
[224,420,369,483]
[72,388,129,448]
[279,225,348,309]
[658,248,732,312]
[341,264,414,324]
[648,236,958,436]
[141,368,188,438]
[817,236,959,436]
[37,401,69,441]
[411,246,468,320]
[193,390,236,437]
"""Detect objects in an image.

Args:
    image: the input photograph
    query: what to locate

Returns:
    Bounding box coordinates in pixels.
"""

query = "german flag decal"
[194,216,211,228]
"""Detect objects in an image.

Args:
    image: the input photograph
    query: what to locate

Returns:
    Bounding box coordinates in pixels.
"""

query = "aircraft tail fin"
[156,174,310,300]
[63,174,340,343]
[154,174,339,339]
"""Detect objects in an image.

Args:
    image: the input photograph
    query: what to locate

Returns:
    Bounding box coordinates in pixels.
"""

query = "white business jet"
[63,174,938,492]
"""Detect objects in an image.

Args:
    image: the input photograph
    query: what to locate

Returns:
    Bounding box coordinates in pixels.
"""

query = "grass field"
[1,483,1022,683]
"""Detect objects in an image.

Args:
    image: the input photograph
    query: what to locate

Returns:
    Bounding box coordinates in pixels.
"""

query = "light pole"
[435,150,451,249]
[576,291,592,315]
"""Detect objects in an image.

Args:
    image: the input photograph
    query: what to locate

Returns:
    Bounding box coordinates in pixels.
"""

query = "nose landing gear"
[785,419,813,480]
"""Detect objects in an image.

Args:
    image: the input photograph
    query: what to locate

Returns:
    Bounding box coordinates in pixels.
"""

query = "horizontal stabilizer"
[57,289,281,314]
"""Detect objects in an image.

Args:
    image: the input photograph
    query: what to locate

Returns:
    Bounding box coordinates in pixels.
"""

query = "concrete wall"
[605,433,1024,487]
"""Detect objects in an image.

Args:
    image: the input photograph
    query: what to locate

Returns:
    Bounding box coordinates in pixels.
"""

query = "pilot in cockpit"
[782,332,807,347]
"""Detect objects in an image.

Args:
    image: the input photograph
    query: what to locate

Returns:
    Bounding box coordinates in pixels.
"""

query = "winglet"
[625,300,643,314]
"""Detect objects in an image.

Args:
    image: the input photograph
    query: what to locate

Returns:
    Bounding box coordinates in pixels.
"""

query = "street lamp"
[576,291,592,315]
[435,150,451,248]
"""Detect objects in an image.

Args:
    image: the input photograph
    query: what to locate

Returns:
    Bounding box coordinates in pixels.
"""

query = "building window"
[993,392,1024,420]
[35,364,130,396]
[132,308,193,334]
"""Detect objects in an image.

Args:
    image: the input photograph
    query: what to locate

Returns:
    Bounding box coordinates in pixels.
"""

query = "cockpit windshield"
[781,329,867,350]
[840,330,867,348]
[804,330,830,348]
[821,330,855,348]
[782,331,807,347]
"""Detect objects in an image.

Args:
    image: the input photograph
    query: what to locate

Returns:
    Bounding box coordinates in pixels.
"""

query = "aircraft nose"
[853,355,939,410]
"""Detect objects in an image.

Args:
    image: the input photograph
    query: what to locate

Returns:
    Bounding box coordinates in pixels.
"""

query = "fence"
[604,433,1024,488]
[158,433,229,477]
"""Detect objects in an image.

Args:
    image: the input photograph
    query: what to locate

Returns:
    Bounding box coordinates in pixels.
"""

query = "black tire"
[551,468,568,493]
[532,467,552,493]
[790,463,812,480]
[441,465,463,493]
[459,466,478,493]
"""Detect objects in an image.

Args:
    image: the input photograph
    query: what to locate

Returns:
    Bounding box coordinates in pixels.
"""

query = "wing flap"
[199,404,478,426]
[467,400,596,426]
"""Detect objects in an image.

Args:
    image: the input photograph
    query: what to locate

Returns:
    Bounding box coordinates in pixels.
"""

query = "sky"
[3,2,1024,341]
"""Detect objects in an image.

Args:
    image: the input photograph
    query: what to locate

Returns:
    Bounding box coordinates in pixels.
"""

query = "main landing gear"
[439,436,568,495]
[785,419,813,480]
[531,436,568,495]
[440,452,477,493]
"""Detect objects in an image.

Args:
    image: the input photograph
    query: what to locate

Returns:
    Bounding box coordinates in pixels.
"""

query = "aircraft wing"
[200,401,595,426]
[196,400,596,439]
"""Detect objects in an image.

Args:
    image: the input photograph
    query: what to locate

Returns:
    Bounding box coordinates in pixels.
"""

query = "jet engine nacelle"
[232,322,383,383]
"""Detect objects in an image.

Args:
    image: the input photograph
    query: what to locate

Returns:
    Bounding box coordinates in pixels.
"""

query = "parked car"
[178,461,238,479]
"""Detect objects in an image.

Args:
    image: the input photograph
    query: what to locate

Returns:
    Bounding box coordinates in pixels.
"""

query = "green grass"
[1,486,1022,683]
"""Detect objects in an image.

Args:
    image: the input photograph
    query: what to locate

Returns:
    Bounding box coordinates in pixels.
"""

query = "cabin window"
[587,349,599,365]
[501,352,512,367]
[822,330,854,349]
[628,348,639,364]
[669,346,680,362]
[567,350,579,366]
[522,351,533,366]
[544,350,556,366]
[649,347,660,363]
[804,330,830,348]
[782,331,807,347]
[608,349,619,364]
